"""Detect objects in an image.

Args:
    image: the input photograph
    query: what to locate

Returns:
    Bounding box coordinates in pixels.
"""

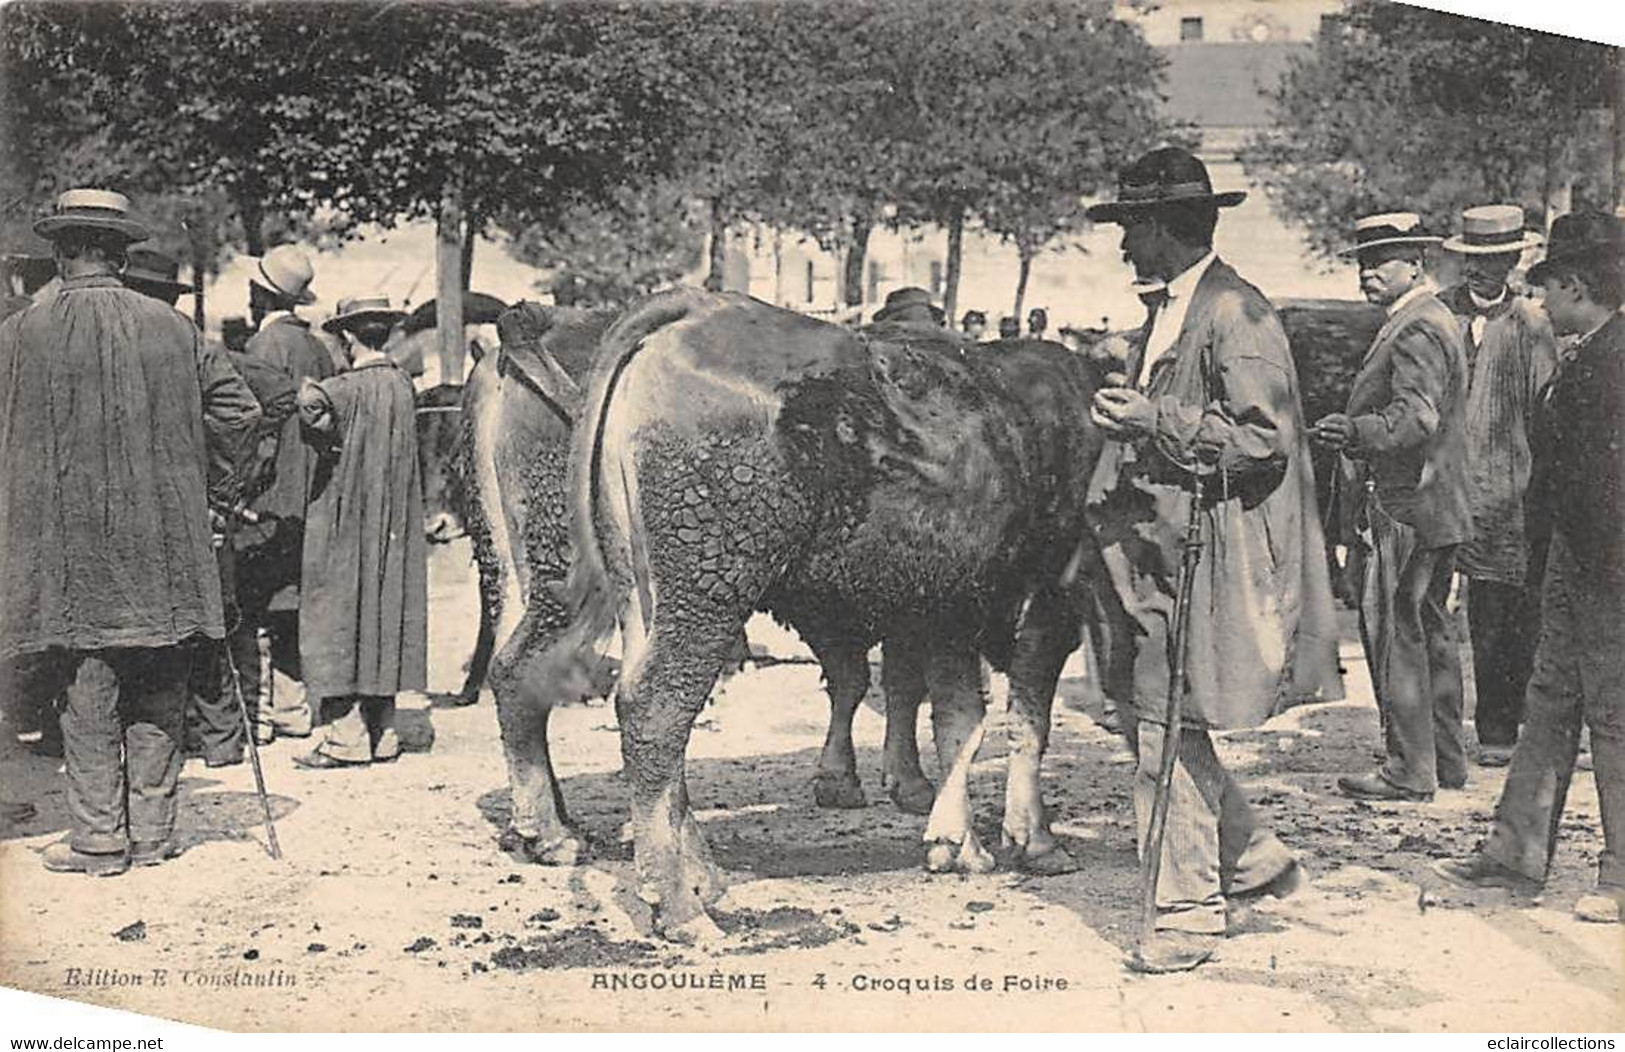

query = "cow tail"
[562,293,699,664]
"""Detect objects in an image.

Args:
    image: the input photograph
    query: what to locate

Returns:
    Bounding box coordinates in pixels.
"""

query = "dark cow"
[504,288,1107,940]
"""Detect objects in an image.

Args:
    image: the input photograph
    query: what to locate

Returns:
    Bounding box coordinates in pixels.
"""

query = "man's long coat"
[1086,259,1344,729]
[0,275,259,659]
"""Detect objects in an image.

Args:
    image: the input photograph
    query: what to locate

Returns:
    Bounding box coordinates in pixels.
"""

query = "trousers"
[1129,719,1295,934]
[1358,509,1467,794]
[1482,537,1625,889]
[28,645,192,853]
[1466,569,1543,748]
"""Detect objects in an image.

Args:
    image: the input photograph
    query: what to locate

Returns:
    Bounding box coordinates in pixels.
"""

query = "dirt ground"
[1,541,1619,1033]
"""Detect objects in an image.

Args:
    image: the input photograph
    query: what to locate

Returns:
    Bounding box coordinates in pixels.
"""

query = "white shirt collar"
[1163,251,1217,303]
[260,310,298,328]
[1386,280,1435,317]
[1468,287,1506,312]
[350,346,388,368]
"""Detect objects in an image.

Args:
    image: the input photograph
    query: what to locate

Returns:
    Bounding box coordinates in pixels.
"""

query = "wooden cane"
[1133,473,1205,961]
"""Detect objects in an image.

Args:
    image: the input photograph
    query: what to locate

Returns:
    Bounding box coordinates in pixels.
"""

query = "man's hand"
[1311,413,1355,451]
[1091,386,1156,439]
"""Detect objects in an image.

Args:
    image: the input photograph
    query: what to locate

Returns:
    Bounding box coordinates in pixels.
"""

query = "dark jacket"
[1341,287,1472,548]
[0,275,260,658]
[244,314,336,522]
[1086,259,1343,729]
[1535,313,1625,588]
[1439,284,1558,584]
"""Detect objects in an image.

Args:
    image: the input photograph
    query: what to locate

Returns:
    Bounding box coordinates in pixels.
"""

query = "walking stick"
[215,514,282,862]
[1133,472,1206,963]
[224,644,282,861]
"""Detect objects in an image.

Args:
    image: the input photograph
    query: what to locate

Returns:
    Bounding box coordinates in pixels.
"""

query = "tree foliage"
[1243,0,1613,257]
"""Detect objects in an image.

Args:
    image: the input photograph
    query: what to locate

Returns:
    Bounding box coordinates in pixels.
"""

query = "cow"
[504,288,1108,940]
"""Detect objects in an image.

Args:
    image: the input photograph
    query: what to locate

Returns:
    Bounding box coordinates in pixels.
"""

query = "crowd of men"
[0,149,1620,977]
[0,190,428,876]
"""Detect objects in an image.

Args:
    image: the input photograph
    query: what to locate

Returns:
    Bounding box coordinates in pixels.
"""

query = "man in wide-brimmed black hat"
[1314,212,1473,806]
[871,286,943,327]
[1083,146,1341,972]
[0,189,259,874]
[1436,211,1625,924]
[1437,205,1558,768]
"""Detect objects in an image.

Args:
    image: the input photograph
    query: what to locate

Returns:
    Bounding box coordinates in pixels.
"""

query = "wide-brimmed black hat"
[1085,147,1246,224]
[124,248,191,297]
[872,286,943,325]
[1526,211,1624,286]
[33,189,151,243]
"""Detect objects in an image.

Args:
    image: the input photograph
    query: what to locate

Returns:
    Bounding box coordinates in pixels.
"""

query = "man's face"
[1461,252,1518,300]
[1358,249,1421,305]
[1119,214,1165,282]
[1536,275,1583,336]
[964,318,985,339]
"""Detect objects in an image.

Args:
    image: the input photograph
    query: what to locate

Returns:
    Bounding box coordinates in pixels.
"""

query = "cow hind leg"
[618,615,742,944]
[879,634,934,815]
[922,646,994,874]
[1001,588,1082,875]
[806,635,870,810]
[490,594,595,865]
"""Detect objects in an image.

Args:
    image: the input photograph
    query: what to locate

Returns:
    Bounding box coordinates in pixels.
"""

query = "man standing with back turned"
[0,190,259,875]
[1084,147,1342,972]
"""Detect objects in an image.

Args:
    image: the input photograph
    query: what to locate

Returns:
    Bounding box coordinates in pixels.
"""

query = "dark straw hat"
[323,294,407,335]
[1085,147,1246,224]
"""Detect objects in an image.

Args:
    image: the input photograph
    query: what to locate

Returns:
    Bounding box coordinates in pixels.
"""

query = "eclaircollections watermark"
[62,967,299,990]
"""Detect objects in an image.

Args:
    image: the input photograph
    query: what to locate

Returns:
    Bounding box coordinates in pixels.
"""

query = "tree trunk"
[842,212,873,307]
[460,212,479,293]
[190,245,207,332]
[436,175,467,385]
[236,191,265,259]
[1614,48,1625,214]
[943,208,964,325]
[1012,241,1034,320]
[704,196,727,292]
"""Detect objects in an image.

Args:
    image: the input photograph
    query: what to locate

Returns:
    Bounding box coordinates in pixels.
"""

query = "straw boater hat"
[1525,212,1625,286]
[1084,147,1246,225]
[1442,205,1544,256]
[1338,212,1443,257]
[123,247,191,298]
[33,189,151,243]
[249,244,317,305]
[322,294,407,335]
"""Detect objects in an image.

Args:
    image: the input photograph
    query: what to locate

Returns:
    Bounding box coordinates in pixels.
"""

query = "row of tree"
[0,0,1176,375]
[1246,1,1620,257]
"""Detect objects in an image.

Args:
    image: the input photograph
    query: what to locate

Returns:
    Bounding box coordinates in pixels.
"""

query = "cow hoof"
[1018,844,1079,877]
[925,842,958,873]
[498,828,583,866]
[888,777,936,816]
[661,912,727,947]
[814,772,868,810]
